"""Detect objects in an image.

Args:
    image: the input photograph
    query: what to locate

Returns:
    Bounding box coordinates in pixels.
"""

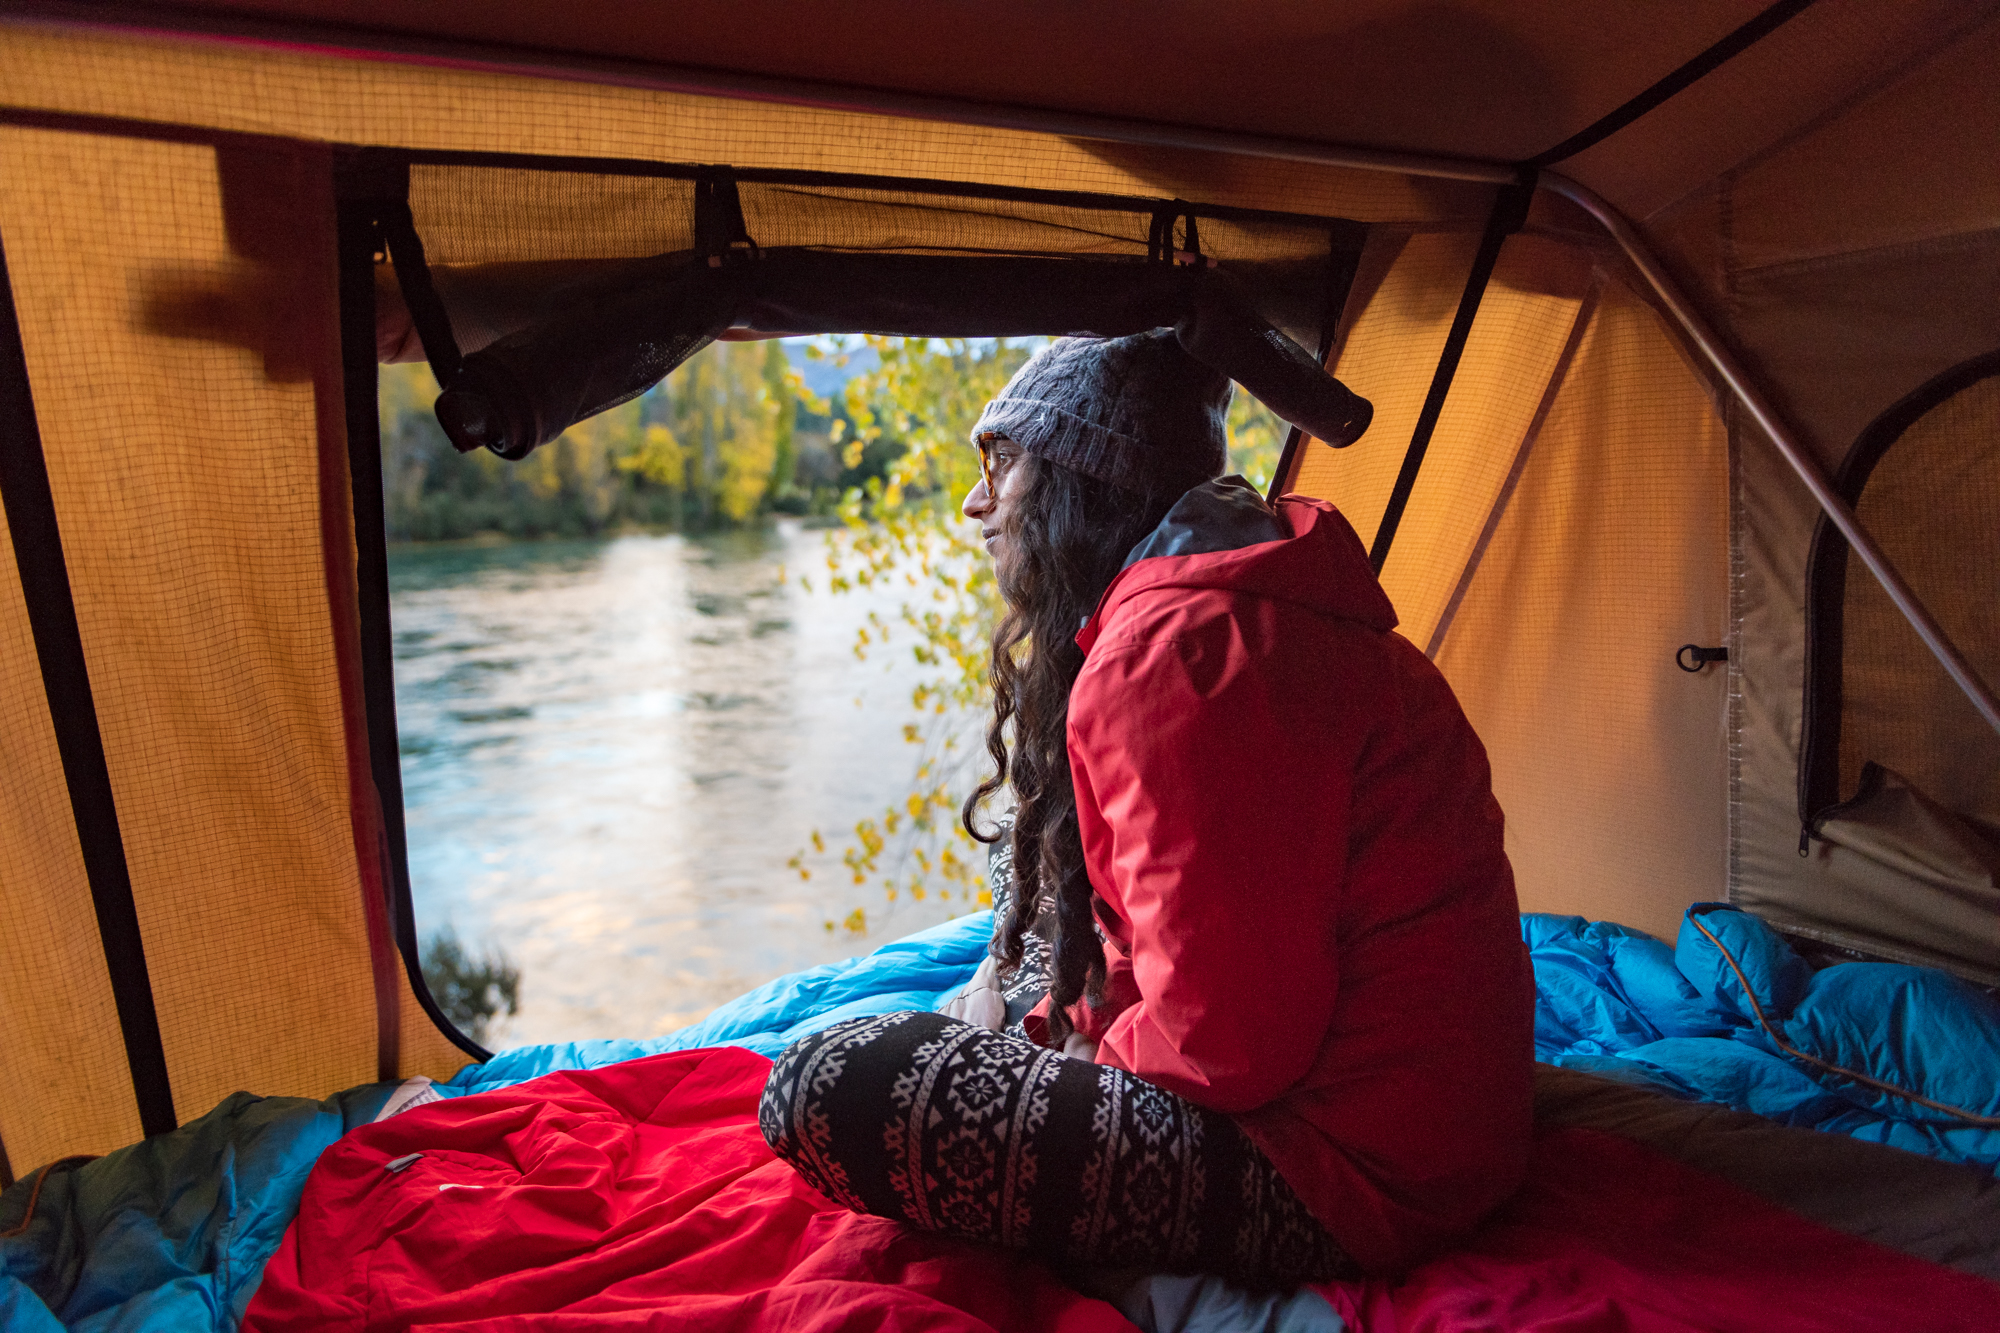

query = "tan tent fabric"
[1431,286,1731,940]
[85,0,1989,219]
[1681,16,2000,976]
[0,500,145,1167]
[152,0,1771,164]
[1552,0,1998,221]
[1290,261,1730,940]
[1748,370,2000,985]
[410,168,699,266]
[0,124,463,1160]
[0,23,1474,226]
[1806,771,2000,984]
[1294,232,1598,649]
[1703,10,2000,275]
[1292,231,1481,540]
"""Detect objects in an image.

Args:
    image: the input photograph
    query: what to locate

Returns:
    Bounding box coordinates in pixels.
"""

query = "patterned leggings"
[758,1010,1356,1289]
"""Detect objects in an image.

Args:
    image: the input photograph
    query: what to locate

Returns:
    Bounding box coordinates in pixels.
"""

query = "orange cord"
[1691,913,2000,1127]
[0,1155,100,1239]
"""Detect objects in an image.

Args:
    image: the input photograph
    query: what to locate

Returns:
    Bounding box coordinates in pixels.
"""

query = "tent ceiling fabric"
[0,20,1487,227]
[76,0,1777,164]
[13,0,1998,221]
[124,0,1766,160]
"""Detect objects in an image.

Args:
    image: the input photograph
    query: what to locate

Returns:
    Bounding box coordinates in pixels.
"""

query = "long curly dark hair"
[962,454,1183,1042]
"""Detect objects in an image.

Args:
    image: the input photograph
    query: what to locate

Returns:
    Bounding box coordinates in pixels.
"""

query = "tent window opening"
[334,150,1373,1046]
[1798,351,2000,875]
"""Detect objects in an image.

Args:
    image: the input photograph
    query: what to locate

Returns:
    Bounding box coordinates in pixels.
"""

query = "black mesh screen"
[1801,354,2000,834]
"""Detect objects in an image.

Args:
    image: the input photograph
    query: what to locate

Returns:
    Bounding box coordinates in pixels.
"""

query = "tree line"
[378,341,902,542]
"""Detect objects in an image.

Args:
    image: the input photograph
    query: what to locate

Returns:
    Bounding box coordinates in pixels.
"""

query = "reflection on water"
[389,523,974,1048]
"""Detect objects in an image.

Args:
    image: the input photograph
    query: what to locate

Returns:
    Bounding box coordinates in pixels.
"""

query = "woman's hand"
[940,956,1006,1031]
[1061,1030,1100,1062]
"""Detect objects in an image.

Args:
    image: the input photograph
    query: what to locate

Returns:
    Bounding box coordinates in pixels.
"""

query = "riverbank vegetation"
[421,926,522,1045]
[378,341,901,542]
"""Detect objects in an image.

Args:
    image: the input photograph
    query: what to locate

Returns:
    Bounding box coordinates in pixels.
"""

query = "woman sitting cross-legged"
[759,331,1535,1288]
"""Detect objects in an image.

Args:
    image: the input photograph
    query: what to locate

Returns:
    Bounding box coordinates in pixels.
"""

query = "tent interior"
[0,0,1997,1321]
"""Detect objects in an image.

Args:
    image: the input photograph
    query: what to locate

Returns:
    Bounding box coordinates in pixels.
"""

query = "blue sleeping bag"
[1525,903,2000,1171]
[0,1084,395,1333]
[446,910,990,1095]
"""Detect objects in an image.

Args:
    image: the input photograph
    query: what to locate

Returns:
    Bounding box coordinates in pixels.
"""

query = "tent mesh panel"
[1840,375,2000,824]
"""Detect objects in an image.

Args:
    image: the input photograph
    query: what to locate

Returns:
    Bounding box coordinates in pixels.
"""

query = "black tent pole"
[0,232,177,1141]
[1368,175,1534,576]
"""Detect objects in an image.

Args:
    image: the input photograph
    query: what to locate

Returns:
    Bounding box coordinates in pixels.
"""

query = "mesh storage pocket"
[1792,353,2000,982]
[1801,354,2000,838]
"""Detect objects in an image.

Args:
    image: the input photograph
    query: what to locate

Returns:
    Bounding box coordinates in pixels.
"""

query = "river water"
[388,522,986,1049]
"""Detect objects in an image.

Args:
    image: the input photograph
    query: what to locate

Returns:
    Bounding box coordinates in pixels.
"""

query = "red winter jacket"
[1041,482,1535,1273]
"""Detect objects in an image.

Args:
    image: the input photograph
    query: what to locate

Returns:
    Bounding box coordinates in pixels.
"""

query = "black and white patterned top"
[986,828,1057,1030]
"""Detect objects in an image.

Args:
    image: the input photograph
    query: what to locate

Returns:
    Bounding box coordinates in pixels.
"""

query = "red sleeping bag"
[242,1047,1129,1333]
[244,1047,2000,1332]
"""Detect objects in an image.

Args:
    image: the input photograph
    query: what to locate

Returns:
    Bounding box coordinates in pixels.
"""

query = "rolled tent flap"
[429,252,1373,462]
[432,252,730,462]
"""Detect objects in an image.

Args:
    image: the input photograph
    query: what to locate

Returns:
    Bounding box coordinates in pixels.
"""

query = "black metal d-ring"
[1677,643,1729,673]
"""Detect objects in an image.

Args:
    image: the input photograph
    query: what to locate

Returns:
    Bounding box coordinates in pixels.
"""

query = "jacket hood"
[1079,477,1398,653]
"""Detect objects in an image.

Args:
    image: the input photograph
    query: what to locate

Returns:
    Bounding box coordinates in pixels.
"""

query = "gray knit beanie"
[969,331,1230,495]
